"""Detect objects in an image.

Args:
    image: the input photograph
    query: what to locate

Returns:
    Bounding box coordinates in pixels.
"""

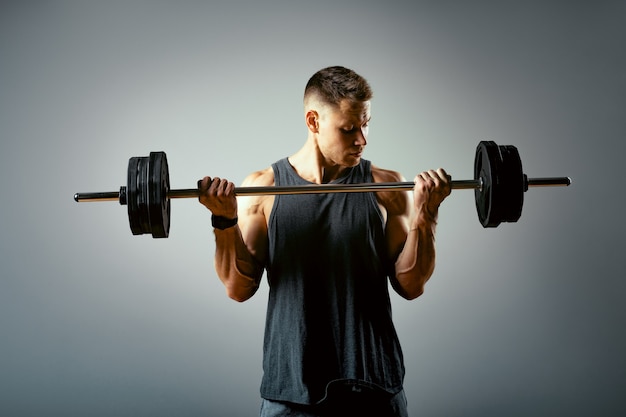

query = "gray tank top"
[260,158,405,405]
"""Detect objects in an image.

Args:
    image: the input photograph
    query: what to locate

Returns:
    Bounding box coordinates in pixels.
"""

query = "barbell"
[74,141,571,238]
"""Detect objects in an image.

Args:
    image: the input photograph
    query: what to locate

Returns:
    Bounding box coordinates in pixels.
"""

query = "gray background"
[1,1,624,416]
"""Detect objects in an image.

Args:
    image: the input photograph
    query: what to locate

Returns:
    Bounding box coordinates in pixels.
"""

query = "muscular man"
[199,66,451,417]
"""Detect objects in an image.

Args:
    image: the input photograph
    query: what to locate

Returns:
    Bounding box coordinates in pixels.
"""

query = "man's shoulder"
[238,167,275,221]
[370,164,405,183]
[242,166,275,187]
[370,164,410,216]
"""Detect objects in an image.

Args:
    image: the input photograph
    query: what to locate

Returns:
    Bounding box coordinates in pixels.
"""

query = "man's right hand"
[197,176,238,219]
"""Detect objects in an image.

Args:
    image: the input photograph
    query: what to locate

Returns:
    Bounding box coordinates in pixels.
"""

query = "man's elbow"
[218,263,262,302]
[227,291,252,303]
[391,277,426,300]
[224,281,259,302]
[401,285,425,300]
[394,268,434,300]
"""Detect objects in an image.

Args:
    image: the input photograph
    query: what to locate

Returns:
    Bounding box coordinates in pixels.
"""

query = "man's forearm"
[393,214,438,300]
[214,226,263,302]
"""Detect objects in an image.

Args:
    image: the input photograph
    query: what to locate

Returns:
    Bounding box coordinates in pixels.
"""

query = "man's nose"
[355,128,368,146]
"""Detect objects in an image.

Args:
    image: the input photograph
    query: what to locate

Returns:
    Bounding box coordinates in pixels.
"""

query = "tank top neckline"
[284,157,361,185]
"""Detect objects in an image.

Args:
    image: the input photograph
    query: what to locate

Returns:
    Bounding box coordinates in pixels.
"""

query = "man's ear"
[305,110,319,133]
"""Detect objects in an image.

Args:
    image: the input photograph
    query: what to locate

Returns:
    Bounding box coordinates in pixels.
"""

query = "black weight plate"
[147,151,170,238]
[474,141,504,227]
[127,155,152,236]
[137,156,152,235]
[127,157,142,235]
[498,145,524,223]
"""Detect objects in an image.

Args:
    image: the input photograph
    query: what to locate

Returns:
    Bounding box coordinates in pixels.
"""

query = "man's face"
[317,99,371,168]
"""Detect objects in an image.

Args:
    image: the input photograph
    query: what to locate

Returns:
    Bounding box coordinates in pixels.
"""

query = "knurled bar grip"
[73,177,571,203]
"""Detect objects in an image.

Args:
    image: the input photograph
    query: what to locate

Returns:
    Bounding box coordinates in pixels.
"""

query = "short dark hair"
[304,66,373,106]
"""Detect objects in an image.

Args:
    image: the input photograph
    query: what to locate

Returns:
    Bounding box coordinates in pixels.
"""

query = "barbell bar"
[73,141,571,238]
[74,178,571,201]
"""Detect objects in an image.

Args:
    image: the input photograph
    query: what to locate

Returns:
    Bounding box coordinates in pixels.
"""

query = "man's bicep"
[238,168,274,267]
[385,210,410,263]
[379,183,410,255]
[238,197,269,268]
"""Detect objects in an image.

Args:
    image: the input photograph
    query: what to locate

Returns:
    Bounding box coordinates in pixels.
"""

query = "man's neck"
[288,140,349,184]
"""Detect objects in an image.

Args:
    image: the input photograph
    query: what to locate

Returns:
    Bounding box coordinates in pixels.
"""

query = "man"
[198,66,451,417]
